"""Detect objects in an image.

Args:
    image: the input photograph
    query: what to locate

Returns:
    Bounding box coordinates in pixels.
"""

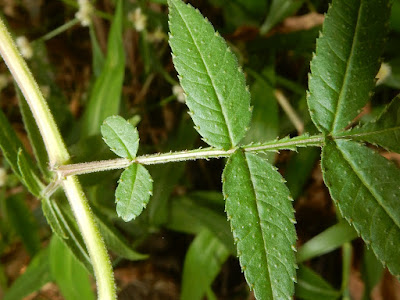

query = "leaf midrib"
[335,141,400,229]
[242,152,273,298]
[337,126,400,139]
[331,1,362,133]
[172,1,233,147]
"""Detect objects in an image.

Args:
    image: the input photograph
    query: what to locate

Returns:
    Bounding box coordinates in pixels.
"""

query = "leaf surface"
[0,109,34,181]
[223,150,297,300]
[116,163,153,222]
[297,221,358,263]
[3,248,52,300]
[101,115,139,159]
[295,264,340,300]
[42,197,93,273]
[337,96,400,153]
[81,0,125,137]
[322,139,400,276]
[4,193,41,256]
[17,149,44,197]
[94,209,147,260]
[260,0,304,34]
[307,0,390,133]
[50,235,95,300]
[168,0,251,149]
[181,229,229,300]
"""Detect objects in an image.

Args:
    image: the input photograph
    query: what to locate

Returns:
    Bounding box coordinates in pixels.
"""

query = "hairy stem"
[57,135,325,177]
[0,18,116,299]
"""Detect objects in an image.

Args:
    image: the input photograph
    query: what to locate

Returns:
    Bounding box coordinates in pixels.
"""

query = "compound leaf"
[337,96,400,153]
[168,0,252,149]
[307,0,390,133]
[223,150,297,300]
[322,139,400,276]
[101,116,139,159]
[116,163,153,222]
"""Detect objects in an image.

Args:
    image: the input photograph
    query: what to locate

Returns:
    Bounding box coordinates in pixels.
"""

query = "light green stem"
[56,134,325,177]
[0,18,116,299]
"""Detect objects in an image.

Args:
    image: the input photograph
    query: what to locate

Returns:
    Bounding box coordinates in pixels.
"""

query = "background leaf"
[168,0,252,149]
[42,197,93,272]
[297,221,358,263]
[3,248,52,300]
[223,150,297,300]
[260,0,305,34]
[49,235,95,300]
[116,163,153,222]
[168,193,235,254]
[337,96,400,153]
[94,209,148,260]
[295,264,340,300]
[181,228,230,300]
[2,193,40,257]
[322,139,400,276]
[81,0,125,137]
[17,149,44,197]
[101,115,139,159]
[307,0,390,133]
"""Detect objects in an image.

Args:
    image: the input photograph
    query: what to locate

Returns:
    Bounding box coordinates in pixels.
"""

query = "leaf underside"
[101,115,139,159]
[223,150,297,300]
[322,139,400,276]
[307,0,390,133]
[338,96,400,153]
[116,163,153,222]
[168,0,251,149]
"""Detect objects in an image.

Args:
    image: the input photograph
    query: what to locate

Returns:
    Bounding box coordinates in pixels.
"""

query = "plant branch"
[0,18,116,299]
[57,134,325,177]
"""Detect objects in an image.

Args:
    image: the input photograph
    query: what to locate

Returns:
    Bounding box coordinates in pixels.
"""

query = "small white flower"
[172,85,185,103]
[147,27,165,43]
[376,62,392,85]
[0,168,7,187]
[76,0,93,27]
[128,8,147,32]
[16,36,33,59]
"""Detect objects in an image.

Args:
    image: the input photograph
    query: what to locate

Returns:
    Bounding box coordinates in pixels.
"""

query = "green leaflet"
[307,0,390,133]
[181,228,229,300]
[322,139,400,276]
[81,0,125,137]
[222,150,297,300]
[336,96,400,153]
[115,163,153,222]
[101,116,139,159]
[168,0,252,149]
